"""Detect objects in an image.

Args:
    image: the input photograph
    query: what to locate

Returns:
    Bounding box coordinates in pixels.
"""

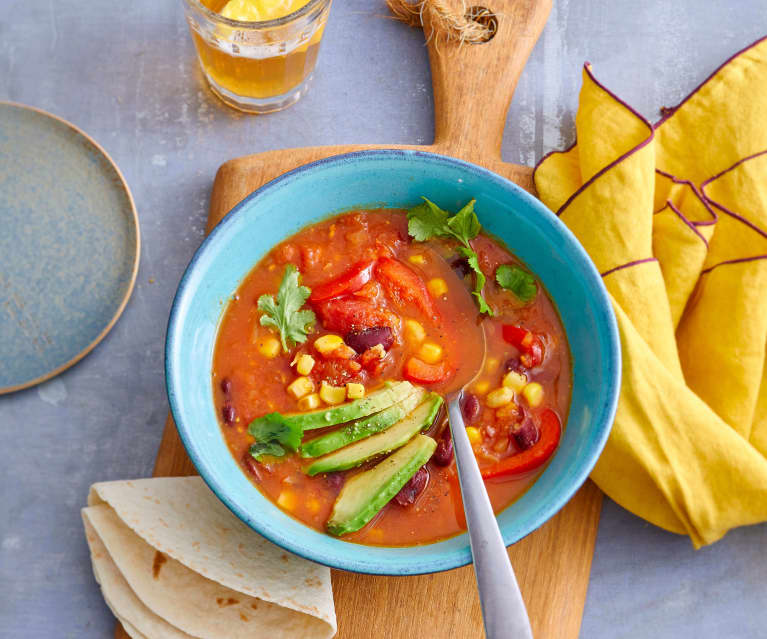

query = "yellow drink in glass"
[183,0,333,113]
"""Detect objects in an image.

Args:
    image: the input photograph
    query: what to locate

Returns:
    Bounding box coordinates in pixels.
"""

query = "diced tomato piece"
[314,297,398,334]
[375,257,439,321]
[323,344,357,360]
[311,359,363,386]
[309,260,376,302]
[352,280,381,300]
[403,357,454,384]
[481,409,561,479]
[300,243,323,270]
[501,325,545,368]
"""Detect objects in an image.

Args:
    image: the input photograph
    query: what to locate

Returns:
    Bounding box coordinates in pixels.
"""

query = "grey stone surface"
[1,1,765,637]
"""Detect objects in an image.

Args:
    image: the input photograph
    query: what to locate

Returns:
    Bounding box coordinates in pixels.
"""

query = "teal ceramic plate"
[0,102,139,394]
[166,150,621,575]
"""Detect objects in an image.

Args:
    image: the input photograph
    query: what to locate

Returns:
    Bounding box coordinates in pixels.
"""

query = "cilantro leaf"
[407,198,450,241]
[496,264,537,303]
[457,247,493,316]
[247,412,303,462]
[248,412,303,450]
[249,441,286,461]
[257,264,316,352]
[445,199,480,243]
[407,197,492,315]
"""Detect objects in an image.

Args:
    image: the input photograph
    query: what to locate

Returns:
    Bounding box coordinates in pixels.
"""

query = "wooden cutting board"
[117,1,603,637]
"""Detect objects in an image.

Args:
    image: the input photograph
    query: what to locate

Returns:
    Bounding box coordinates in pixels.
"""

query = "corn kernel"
[320,381,346,405]
[473,379,491,395]
[404,319,426,344]
[486,387,514,408]
[466,426,482,445]
[297,393,321,411]
[408,254,426,265]
[484,357,500,375]
[346,382,365,400]
[293,354,316,376]
[522,382,544,407]
[256,335,281,358]
[277,490,297,511]
[314,334,344,355]
[427,277,448,298]
[418,341,443,364]
[495,402,519,419]
[287,376,314,400]
[502,370,527,393]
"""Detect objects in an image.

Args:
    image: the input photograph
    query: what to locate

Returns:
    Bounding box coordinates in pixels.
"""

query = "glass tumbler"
[182,0,333,113]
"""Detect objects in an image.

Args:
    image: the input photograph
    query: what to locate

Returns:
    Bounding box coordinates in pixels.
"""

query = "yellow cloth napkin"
[534,36,767,547]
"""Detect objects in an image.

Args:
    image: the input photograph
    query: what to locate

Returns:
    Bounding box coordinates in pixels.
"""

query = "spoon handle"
[447,395,534,639]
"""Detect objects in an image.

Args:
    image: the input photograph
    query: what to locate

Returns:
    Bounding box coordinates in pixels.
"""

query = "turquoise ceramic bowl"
[166,150,620,575]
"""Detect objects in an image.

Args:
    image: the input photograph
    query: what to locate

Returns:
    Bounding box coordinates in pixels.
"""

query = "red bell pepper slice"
[501,324,544,368]
[309,260,376,302]
[481,409,561,479]
[375,257,439,321]
[314,297,397,333]
[403,357,454,384]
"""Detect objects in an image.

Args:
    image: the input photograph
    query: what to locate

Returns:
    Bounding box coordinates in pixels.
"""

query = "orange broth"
[212,210,571,546]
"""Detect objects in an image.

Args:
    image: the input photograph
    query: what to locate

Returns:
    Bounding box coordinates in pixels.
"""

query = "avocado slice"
[300,387,426,458]
[326,434,437,536]
[306,393,442,476]
[249,381,414,436]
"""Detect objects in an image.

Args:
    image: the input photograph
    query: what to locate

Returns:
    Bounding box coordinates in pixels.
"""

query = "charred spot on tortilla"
[216,597,239,607]
[152,551,167,579]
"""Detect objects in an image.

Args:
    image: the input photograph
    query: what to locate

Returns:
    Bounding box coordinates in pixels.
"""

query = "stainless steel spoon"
[446,361,534,639]
[434,255,533,638]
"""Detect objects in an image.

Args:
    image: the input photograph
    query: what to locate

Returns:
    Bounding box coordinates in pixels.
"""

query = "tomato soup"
[212,203,570,546]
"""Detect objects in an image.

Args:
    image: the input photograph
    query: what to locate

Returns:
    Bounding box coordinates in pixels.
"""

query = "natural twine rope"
[386,0,496,45]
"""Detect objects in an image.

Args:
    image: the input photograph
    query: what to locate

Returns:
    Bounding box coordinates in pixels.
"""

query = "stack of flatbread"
[82,477,337,639]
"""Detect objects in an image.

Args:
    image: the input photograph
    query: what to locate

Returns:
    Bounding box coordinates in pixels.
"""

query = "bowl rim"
[165,148,621,575]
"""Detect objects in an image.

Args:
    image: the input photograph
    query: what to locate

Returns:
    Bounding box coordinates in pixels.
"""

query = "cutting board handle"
[425,0,552,160]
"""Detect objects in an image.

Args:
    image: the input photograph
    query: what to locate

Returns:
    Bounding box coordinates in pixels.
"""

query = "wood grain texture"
[117,2,603,638]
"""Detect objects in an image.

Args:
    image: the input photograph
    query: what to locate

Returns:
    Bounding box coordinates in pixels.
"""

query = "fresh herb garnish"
[406,198,492,315]
[496,264,537,303]
[248,412,303,461]
[257,264,316,352]
[249,441,288,461]
[457,247,492,315]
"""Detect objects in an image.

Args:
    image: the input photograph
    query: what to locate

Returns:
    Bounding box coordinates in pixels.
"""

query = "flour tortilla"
[83,477,336,639]
[84,513,194,639]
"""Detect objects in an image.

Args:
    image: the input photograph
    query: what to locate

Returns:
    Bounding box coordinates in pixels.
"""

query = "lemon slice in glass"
[219,0,310,22]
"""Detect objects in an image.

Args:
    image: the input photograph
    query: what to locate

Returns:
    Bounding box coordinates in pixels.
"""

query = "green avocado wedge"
[300,387,426,458]
[326,434,438,536]
[306,393,443,476]
[249,381,414,436]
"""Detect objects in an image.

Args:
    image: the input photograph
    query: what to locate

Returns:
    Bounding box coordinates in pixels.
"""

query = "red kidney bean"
[220,377,232,394]
[222,403,235,425]
[504,357,524,373]
[324,472,345,492]
[394,466,428,506]
[461,393,480,423]
[450,256,472,279]
[514,417,540,450]
[344,326,394,354]
[433,432,454,466]
[241,453,262,479]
